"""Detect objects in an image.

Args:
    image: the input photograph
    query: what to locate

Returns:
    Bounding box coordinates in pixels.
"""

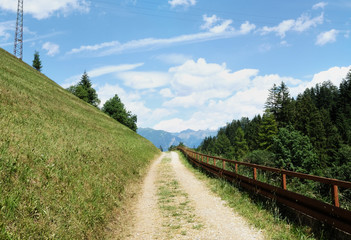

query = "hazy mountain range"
[137,128,217,151]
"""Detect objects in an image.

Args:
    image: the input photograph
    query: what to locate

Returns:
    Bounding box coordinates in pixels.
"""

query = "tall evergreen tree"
[294,93,326,154]
[265,82,292,126]
[258,112,278,151]
[245,115,262,151]
[214,133,233,158]
[67,71,100,107]
[265,83,279,116]
[233,127,249,160]
[336,70,351,144]
[32,51,42,72]
[102,94,137,132]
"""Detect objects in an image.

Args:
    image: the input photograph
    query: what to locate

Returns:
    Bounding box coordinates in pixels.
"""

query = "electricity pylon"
[14,0,24,60]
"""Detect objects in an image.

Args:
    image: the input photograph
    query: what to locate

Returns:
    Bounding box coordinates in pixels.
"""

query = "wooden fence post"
[282,174,287,190]
[333,185,340,207]
[253,168,257,180]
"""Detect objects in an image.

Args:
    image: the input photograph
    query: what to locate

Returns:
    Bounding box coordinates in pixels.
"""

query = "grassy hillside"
[0,48,159,239]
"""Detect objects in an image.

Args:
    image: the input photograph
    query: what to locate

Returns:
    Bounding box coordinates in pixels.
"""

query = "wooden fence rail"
[177,147,351,235]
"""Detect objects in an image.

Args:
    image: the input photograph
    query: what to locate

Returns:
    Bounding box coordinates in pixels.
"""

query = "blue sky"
[1,0,350,132]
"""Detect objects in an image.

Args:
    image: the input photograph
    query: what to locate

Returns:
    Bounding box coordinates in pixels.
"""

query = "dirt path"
[125,152,264,240]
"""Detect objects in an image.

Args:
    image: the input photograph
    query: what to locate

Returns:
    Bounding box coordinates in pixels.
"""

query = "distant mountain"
[137,128,182,151]
[138,128,217,151]
[174,129,217,148]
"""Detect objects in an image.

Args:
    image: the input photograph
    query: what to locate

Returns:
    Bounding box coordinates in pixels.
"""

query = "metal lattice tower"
[14,0,24,60]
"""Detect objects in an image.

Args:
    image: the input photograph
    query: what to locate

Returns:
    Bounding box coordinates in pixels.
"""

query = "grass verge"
[177,151,318,240]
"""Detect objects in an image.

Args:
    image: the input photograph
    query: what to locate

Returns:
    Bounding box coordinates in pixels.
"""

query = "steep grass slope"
[0,48,159,239]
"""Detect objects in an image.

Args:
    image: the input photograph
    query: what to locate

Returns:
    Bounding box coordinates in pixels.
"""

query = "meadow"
[0,48,159,239]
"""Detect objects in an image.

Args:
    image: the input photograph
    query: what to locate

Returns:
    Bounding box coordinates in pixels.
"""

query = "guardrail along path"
[178,147,351,236]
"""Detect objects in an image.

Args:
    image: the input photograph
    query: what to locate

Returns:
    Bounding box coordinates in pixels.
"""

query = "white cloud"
[201,15,220,30]
[62,63,143,88]
[68,16,255,56]
[155,53,192,65]
[280,40,290,46]
[63,58,351,132]
[97,83,141,106]
[97,83,175,127]
[0,0,90,20]
[68,41,119,55]
[89,63,144,77]
[159,88,174,98]
[0,21,15,41]
[201,14,234,34]
[311,66,350,86]
[169,58,258,96]
[168,0,196,8]
[313,2,328,10]
[260,13,324,38]
[142,63,350,132]
[116,71,171,89]
[290,65,351,96]
[164,89,232,108]
[259,43,272,52]
[153,65,350,132]
[239,21,256,34]
[42,42,60,56]
[316,29,339,46]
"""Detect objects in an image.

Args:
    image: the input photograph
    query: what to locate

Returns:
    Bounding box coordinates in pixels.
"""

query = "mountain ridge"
[138,127,217,150]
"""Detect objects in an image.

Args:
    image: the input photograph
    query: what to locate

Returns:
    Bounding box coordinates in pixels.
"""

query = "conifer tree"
[214,133,233,158]
[102,94,137,132]
[32,51,42,72]
[265,82,292,126]
[233,127,249,159]
[258,112,278,151]
[67,71,100,107]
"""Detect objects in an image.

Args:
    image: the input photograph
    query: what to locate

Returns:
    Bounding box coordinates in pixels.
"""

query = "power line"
[96,0,283,25]
[14,0,24,60]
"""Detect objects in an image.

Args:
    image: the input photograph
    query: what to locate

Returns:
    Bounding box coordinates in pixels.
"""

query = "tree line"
[66,71,137,132]
[198,70,351,185]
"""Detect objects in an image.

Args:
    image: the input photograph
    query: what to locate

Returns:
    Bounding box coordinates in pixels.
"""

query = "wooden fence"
[178,147,351,235]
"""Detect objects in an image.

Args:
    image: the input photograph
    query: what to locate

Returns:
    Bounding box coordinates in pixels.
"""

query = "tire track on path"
[125,152,264,240]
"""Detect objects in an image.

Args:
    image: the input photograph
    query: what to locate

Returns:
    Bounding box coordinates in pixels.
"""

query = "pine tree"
[294,93,326,152]
[258,112,278,151]
[265,83,279,115]
[265,82,292,126]
[245,115,262,151]
[67,71,100,107]
[214,133,234,158]
[233,127,249,159]
[336,70,351,144]
[102,94,137,132]
[32,51,42,72]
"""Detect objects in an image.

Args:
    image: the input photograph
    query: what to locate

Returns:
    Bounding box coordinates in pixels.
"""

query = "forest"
[198,69,351,207]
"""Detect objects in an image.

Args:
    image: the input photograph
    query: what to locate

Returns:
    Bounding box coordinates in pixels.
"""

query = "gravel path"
[126,152,264,240]
[126,153,165,240]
